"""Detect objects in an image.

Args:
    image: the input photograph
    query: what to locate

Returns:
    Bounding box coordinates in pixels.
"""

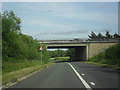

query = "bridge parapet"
[39,40,117,44]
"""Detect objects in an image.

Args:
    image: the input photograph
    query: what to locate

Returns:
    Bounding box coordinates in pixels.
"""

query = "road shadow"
[55,60,86,63]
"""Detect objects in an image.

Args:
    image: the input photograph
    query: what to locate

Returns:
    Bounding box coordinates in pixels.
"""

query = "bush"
[67,48,75,60]
[54,57,70,61]
[89,44,120,67]
[105,44,120,66]
[99,59,107,64]
[2,11,50,63]
[2,10,50,74]
[89,52,105,62]
[2,60,43,75]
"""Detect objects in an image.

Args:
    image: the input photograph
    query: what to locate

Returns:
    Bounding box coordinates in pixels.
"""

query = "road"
[8,61,119,89]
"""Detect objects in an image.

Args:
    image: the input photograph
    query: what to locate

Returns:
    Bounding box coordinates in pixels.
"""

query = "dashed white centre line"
[90,82,95,86]
[67,62,92,90]
[82,74,85,76]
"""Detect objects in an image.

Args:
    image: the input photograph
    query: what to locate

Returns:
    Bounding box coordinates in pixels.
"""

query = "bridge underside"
[47,46,87,61]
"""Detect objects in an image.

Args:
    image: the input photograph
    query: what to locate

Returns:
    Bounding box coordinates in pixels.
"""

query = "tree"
[88,31,119,41]
[97,33,104,41]
[113,33,120,40]
[2,10,50,63]
[2,10,21,34]
[0,13,2,59]
[105,44,120,65]
[66,48,75,60]
[105,31,112,41]
[0,12,2,35]
[48,49,67,58]
[2,10,22,60]
[88,31,98,41]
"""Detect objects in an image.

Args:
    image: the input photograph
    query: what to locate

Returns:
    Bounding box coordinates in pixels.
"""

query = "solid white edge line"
[67,62,92,90]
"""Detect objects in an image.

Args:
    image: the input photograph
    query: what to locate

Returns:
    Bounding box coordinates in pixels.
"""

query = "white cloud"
[31,3,117,25]
[16,2,118,26]
[39,29,89,35]
[4,2,117,40]
[22,18,71,30]
[65,12,117,25]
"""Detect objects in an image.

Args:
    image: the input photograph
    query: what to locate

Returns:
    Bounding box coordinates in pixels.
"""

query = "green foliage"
[88,31,97,41]
[2,31,40,61]
[99,59,107,64]
[2,60,41,75]
[88,52,105,62]
[88,31,120,41]
[105,44,120,65]
[105,31,113,40]
[2,10,21,33]
[48,49,67,58]
[2,10,50,74]
[42,44,50,64]
[89,44,120,67]
[67,48,75,60]
[54,57,70,61]
[0,12,2,34]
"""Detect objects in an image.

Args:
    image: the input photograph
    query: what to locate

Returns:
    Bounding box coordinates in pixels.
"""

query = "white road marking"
[82,74,85,76]
[90,82,95,86]
[67,63,92,90]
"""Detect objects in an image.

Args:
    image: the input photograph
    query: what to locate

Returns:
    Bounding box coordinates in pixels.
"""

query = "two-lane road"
[8,62,119,89]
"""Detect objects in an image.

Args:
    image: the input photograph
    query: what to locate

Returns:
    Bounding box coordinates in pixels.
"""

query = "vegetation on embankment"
[54,57,70,61]
[88,43,120,69]
[48,48,75,61]
[3,60,51,75]
[2,10,51,84]
[2,10,49,63]
[48,49,68,58]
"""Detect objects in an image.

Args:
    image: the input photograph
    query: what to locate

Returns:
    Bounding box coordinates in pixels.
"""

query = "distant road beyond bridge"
[39,40,117,61]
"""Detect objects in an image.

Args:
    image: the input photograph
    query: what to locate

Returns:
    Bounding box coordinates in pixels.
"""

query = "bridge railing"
[39,39,118,43]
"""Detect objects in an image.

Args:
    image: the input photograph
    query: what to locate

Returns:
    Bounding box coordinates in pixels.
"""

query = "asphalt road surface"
[8,61,119,89]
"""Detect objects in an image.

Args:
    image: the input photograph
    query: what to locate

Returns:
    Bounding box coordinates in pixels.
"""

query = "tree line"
[48,49,68,58]
[48,49,75,61]
[88,31,120,41]
[2,10,49,63]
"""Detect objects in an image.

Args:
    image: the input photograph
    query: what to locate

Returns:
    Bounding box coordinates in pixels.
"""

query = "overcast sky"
[2,2,118,40]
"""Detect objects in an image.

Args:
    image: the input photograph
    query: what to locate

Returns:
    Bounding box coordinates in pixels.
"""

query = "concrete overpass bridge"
[39,40,117,61]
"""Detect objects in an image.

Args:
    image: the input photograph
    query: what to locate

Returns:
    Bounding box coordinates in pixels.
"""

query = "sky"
[2,2,118,40]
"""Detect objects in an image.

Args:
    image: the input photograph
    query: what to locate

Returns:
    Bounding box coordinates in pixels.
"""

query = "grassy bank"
[85,61,120,70]
[3,60,50,75]
[2,61,54,87]
[87,44,120,70]
[54,57,70,61]
[87,54,120,70]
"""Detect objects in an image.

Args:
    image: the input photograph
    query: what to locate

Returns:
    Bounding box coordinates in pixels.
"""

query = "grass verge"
[54,57,70,61]
[2,62,54,88]
[84,61,120,70]
[3,60,50,75]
